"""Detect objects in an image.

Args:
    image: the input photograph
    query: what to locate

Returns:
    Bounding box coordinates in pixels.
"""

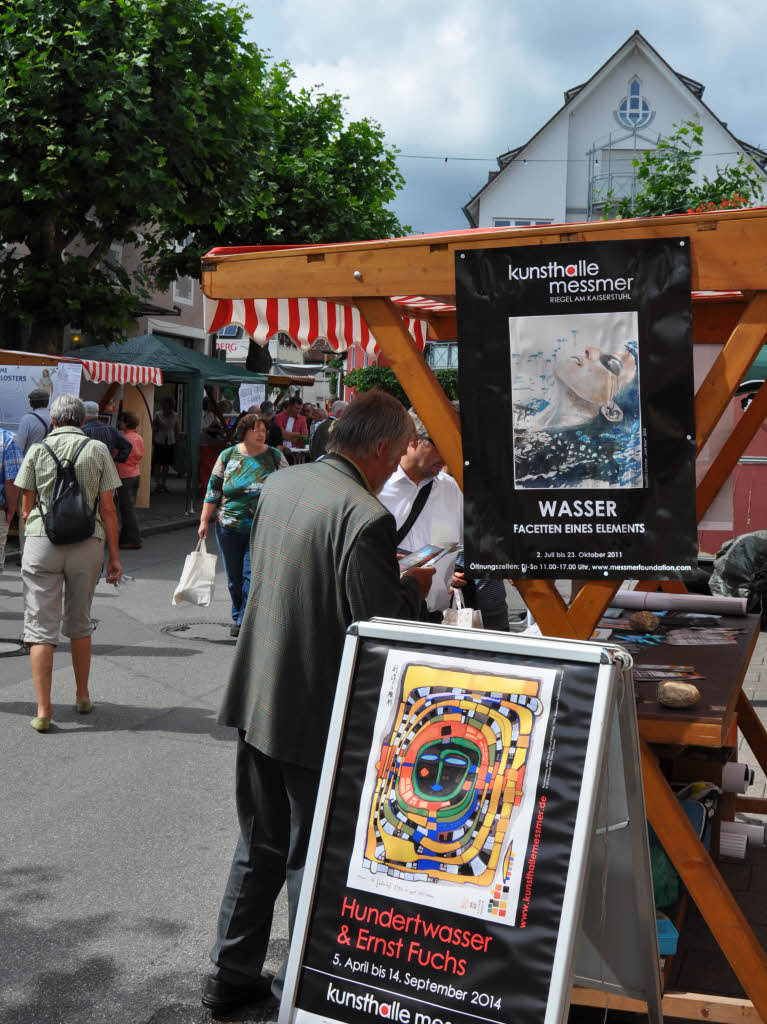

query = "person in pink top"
[116,411,145,548]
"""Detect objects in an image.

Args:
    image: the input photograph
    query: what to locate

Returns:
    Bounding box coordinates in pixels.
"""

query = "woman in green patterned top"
[199,414,287,637]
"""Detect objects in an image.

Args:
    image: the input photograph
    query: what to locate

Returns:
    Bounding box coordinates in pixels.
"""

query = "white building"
[463,31,767,228]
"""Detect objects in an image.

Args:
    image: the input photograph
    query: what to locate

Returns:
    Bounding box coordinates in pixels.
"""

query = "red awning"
[205,297,444,358]
[81,359,162,386]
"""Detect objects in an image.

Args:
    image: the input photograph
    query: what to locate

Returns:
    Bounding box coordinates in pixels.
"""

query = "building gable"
[464,31,765,228]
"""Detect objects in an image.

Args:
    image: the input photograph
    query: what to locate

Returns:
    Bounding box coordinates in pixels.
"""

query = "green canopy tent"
[74,334,269,509]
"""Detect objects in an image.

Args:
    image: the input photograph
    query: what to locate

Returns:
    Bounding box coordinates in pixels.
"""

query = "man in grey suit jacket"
[203,390,434,1015]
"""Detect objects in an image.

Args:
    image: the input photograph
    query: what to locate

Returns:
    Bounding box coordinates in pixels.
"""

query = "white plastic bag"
[172,538,217,607]
[441,586,483,629]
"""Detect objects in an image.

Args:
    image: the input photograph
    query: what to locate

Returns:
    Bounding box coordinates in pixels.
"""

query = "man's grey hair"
[50,394,86,427]
[260,400,274,416]
[326,390,411,460]
[330,400,348,418]
[408,408,430,443]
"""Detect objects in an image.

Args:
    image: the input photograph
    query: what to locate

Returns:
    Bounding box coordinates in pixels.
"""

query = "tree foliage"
[0,0,408,351]
[609,121,765,219]
[233,63,406,247]
[343,366,458,407]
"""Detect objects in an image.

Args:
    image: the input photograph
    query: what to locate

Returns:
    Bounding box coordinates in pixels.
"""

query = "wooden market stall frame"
[202,208,767,1022]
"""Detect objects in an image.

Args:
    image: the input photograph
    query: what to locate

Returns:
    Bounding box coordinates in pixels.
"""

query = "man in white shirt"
[379,407,509,629]
[378,410,463,613]
[378,410,463,553]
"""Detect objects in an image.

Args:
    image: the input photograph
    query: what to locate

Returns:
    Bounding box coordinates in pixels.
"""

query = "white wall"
[477,115,569,226]
[474,38,766,227]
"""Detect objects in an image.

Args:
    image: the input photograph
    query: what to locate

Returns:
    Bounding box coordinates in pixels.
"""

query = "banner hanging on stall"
[456,238,697,579]
[0,364,56,431]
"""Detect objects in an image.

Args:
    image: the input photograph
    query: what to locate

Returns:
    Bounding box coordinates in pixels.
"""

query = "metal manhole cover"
[0,638,28,657]
[161,621,235,645]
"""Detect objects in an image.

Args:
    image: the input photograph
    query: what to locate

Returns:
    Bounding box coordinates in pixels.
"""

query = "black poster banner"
[455,238,697,578]
[291,636,604,1024]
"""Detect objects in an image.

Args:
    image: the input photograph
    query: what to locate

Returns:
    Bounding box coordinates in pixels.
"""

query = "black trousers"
[209,735,320,998]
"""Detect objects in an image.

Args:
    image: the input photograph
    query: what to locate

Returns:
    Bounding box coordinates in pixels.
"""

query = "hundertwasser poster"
[455,238,697,578]
[288,637,602,1024]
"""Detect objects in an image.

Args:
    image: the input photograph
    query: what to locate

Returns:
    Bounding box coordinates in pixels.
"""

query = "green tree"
[608,121,764,219]
[343,366,458,407]
[0,0,407,352]
[236,63,407,246]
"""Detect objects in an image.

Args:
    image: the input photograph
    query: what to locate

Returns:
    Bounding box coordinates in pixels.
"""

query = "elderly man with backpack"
[14,394,122,733]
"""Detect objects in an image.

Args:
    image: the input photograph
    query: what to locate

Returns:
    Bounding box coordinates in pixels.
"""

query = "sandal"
[30,716,51,732]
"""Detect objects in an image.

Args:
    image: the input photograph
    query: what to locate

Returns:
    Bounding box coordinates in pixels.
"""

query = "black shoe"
[229,624,240,638]
[201,973,274,1013]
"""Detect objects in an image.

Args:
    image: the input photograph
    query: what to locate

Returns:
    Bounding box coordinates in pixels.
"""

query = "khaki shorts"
[22,535,104,645]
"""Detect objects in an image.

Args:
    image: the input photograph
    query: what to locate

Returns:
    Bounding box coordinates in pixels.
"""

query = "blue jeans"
[215,523,251,625]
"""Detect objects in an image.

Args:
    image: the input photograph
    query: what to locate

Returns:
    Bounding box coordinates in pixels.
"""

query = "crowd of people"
[1,383,512,1015]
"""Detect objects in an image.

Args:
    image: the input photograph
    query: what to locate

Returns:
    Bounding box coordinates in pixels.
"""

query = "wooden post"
[354,297,463,486]
[736,691,767,774]
[695,292,767,454]
[697,376,767,521]
[641,739,767,1020]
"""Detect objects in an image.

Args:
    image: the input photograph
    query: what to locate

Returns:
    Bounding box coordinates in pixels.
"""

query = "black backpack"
[36,439,99,544]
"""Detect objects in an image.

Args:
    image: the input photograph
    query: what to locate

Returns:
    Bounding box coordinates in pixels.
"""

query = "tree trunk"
[26,318,64,354]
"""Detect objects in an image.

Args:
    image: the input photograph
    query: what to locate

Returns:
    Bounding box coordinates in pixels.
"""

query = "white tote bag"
[172,538,217,607]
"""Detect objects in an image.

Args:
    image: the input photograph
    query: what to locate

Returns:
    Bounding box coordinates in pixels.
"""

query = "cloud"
[243,0,767,230]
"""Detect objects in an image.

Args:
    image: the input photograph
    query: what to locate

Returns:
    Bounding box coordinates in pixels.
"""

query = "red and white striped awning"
[206,296,444,358]
[80,359,163,386]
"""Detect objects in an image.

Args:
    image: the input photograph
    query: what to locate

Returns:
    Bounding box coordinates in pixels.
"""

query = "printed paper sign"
[239,382,266,411]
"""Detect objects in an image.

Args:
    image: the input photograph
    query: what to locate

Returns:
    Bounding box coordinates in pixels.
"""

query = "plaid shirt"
[15,426,121,540]
[0,429,23,508]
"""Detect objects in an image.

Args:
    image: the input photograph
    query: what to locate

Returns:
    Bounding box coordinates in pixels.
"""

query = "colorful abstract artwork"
[347,652,557,924]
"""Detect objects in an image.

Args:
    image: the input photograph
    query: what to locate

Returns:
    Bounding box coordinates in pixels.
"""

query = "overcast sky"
[242,1,767,235]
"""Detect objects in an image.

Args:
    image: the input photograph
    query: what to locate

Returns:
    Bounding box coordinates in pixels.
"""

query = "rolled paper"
[718,831,748,861]
[721,762,754,794]
[611,590,747,616]
[721,821,767,847]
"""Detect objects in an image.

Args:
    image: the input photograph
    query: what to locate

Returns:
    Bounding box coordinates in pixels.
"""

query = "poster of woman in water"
[456,237,698,578]
[511,310,642,490]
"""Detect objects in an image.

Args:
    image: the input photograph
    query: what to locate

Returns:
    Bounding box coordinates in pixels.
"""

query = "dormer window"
[617,77,651,128]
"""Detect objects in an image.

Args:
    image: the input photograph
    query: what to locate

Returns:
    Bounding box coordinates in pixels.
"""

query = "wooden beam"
[735,796,767,815]
[641,740,767,1020]
[736,691,767,774]
[697,378,767,520]
[353,297,464,486]
[201,210,767,301]
[571,987,759,1022]
[693,298,748,345]
[515,580,578,638]
[695,292,767,454]
[426,316,458,341]
[567,579,622,637]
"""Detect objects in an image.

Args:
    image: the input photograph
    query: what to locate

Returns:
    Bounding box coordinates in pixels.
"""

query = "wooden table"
[572,614,767,1021]
[633,614,760,748]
